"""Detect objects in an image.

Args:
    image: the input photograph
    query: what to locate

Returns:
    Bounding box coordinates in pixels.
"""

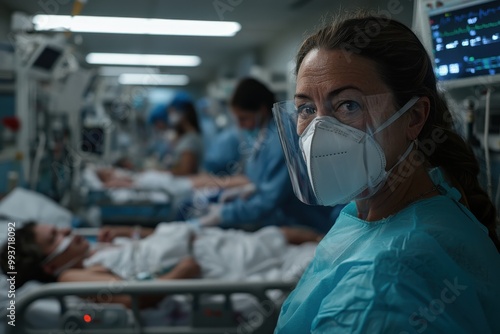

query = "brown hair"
[171,100,201,136]
[0,222,56,288]
[230,77,276,114]
[296,11,499,250]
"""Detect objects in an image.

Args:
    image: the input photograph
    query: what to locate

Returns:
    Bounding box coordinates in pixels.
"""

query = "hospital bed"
[79,167,193,226]
[5,279,295,334]
[0,188,309,333]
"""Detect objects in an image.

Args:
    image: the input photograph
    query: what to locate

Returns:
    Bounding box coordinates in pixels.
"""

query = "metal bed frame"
[9,279,295,334]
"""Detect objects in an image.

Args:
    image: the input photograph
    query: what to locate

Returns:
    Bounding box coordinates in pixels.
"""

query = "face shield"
[272,95,418,206]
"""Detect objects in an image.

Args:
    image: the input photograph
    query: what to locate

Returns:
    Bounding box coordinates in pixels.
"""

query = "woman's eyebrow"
[294,85,362,101]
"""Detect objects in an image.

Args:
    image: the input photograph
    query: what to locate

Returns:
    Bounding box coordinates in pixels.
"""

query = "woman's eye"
[297,105,316,118]
[336,101,361,113]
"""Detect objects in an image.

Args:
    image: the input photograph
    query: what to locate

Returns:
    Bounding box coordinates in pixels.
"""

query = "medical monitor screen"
[429,0,500,84]
[81,127,105,155]
[32,46,62,71]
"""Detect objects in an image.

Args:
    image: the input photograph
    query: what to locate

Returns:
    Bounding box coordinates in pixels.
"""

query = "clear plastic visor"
[272,95,418,206]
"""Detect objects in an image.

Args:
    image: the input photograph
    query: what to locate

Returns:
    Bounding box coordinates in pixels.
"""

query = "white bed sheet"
[83,167,193,200]
[84,223,316,284]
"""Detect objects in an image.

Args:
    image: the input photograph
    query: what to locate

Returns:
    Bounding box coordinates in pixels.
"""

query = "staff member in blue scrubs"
[193,78,335,234]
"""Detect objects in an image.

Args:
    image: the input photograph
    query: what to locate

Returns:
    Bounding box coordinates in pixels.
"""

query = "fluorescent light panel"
[87,53,201,67]
[119,74,189,86]
[99,66,160,76]
[32,15,241,37]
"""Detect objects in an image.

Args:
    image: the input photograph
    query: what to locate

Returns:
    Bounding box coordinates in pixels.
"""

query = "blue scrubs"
[203,127,242,175]
[220,119,334,234]
[275,168,500,333]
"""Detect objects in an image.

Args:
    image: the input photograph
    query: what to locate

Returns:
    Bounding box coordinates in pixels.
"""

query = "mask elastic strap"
[42,235,73,265]
[372,96,419,135]
[365,141,415,190]
[387,141,415,174]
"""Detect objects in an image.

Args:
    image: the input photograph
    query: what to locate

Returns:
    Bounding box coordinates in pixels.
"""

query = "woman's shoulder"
[284,221,500,333]
[393,197,500,275]
[395,167,488,236]
[315,218,500,298]
[405,192,489,240]
[311,249,498,333]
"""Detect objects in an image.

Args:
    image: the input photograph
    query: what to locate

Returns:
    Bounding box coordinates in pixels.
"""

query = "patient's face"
[34,224,89,271]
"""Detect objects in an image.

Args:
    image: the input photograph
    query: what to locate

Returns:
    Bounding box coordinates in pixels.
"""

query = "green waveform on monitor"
[440,21,500,37]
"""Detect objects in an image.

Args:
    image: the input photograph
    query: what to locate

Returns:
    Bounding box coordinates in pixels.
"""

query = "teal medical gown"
[220,120,334,234]
[275,168,500,333]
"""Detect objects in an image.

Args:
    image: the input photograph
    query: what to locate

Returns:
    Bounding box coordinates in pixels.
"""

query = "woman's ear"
[407,97,430,140]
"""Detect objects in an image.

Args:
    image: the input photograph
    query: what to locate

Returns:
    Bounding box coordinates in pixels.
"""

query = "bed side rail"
[10,279,296,334]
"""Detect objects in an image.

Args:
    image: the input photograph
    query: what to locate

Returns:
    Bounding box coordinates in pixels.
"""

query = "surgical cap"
[169,92,194,113]
[148,104,168,124]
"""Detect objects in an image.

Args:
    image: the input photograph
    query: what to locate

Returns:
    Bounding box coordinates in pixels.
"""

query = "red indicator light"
[83,314,92,323]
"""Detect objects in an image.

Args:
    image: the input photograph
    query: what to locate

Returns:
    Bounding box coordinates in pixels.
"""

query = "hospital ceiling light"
[86,53,201,67]
[32,15,241,37]
[99,66,160,76]
[118,74,189,86]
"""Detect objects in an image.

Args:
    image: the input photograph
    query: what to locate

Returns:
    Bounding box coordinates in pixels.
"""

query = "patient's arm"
[103,178,134,188]
[96,168,135,188]
[280,226,324,245]
[169,151,199,176]
[157,256,200,280]
[95,168,115,182]
[58,257,201,309]
[98,226,155,242]
[189,173,250,189]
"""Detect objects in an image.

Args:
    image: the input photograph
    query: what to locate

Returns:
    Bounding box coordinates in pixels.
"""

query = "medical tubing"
[496,178,500,213]
[483,87,492,199]
[30,132,46,190]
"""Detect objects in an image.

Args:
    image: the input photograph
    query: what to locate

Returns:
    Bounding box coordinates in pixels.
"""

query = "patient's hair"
[0,221,56,288]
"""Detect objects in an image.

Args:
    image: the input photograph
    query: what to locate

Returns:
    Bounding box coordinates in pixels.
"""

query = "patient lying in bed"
[0,222,321,308]
[90,166,250,191]
[87,167,194,200]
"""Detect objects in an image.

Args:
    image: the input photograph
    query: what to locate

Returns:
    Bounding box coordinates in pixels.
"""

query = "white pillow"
[0,188,72,228]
